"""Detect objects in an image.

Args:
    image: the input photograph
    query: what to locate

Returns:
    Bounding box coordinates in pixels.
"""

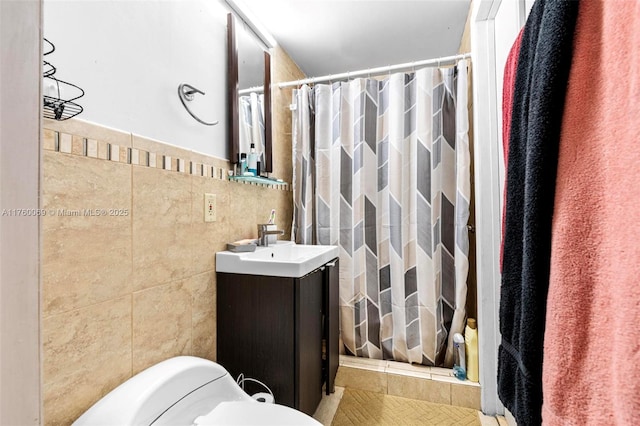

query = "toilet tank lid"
[73,356,228,426]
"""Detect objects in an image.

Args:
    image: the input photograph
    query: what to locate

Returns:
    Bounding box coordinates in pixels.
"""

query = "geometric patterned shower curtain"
[292,60,470,367]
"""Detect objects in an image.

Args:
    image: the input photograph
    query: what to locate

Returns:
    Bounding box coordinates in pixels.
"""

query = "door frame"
[0,0,43,424]
[470,0,526,415]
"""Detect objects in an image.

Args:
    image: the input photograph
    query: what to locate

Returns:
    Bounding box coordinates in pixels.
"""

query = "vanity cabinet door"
[217,266,329,416]
[295,269,323,415]
[217,273,296,407]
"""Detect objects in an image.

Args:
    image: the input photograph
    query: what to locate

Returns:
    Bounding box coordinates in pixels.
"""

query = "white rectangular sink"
[216,242,339,278]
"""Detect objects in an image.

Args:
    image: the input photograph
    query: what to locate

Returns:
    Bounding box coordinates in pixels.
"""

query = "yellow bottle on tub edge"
[465,318,479,383]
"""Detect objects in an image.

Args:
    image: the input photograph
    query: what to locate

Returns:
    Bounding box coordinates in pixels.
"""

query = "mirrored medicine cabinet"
[227,13,272,173]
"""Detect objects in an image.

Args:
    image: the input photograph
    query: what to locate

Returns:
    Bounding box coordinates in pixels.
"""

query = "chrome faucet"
[257,224,284,247]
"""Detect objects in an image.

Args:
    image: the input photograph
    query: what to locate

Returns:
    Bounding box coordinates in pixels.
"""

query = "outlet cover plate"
[204,193,216,222]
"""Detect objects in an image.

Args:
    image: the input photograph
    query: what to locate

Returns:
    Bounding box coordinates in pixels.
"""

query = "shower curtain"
[292,61,470,366]
[239,92,266,165]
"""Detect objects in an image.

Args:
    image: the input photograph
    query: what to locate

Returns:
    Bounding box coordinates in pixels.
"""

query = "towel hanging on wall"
[498,1,580,425]
[543,0,640,424]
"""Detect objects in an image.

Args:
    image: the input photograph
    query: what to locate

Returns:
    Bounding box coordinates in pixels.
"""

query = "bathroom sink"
[216,242,339,278]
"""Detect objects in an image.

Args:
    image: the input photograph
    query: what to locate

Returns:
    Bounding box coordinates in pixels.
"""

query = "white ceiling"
[240,0,471,78]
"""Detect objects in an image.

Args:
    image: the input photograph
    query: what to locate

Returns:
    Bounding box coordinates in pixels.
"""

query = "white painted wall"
[0,1,42,424]
[44,0,230,158]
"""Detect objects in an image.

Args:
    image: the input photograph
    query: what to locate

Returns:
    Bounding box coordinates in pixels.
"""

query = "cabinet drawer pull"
[325,261,336,268]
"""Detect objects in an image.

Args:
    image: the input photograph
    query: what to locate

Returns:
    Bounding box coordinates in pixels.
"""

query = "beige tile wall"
[270,45,307,183]
[41,118,293,425]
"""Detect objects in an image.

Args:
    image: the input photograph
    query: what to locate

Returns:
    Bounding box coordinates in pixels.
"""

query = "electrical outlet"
[204,193,216,222]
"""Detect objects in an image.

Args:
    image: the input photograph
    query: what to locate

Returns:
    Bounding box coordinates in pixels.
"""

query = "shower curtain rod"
[278,52,471,89]
[238,86,264,95]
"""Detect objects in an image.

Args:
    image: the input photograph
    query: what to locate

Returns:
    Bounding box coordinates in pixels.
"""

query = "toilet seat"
[193,401,321,426]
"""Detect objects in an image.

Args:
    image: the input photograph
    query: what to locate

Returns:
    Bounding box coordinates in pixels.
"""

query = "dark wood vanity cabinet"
[216,258,339,416]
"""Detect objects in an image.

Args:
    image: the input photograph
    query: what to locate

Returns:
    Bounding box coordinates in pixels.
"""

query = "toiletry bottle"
[239,153,247,176]
[453,333,466,380]
[465,318,479,382]
[247,143,258,176]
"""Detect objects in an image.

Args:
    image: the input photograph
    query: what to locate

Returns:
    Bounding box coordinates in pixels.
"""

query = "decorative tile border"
[43,128,290,191]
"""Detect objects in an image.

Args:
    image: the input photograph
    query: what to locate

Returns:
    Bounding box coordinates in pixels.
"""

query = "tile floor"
[312,355,506,426]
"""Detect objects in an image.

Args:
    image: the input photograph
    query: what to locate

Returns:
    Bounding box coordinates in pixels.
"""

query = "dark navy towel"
[498,1,580,425]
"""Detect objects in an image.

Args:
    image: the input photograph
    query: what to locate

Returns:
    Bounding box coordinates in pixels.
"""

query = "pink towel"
[500,29,523,271]
[543,1,640,424]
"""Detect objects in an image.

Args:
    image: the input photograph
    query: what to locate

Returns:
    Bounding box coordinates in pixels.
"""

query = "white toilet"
[73,356,321,425]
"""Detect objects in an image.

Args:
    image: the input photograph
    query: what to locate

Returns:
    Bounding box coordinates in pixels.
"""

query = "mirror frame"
[227,13,272,172]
